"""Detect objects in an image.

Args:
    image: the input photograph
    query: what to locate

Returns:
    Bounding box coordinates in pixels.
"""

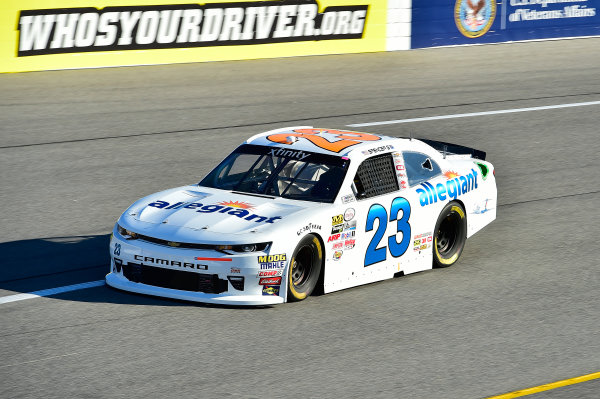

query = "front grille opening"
[122,263,228,293]
[136,234,217,250]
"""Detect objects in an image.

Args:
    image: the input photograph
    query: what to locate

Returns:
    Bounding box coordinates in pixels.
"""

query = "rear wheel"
[433,202,467,268]
[287,234,323,302]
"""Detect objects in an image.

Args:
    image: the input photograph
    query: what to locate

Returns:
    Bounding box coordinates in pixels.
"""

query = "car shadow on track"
[0,234,273,309]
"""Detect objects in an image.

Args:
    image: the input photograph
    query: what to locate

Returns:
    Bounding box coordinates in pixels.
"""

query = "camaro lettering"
[148,200,282,223]
[133,255,208,270]
[416,169,479,207]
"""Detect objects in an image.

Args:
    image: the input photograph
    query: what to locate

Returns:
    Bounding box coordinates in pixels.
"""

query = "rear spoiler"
[418,138,486,161]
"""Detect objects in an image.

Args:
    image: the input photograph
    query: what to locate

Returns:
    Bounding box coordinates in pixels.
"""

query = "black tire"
[287,234,323,302]
[433,202,467,268]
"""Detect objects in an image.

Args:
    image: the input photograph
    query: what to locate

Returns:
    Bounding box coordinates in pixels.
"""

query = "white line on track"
[0,280,105,305]
[346,100,600,127]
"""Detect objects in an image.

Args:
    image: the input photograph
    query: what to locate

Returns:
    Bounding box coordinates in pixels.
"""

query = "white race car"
[106,127,496,305]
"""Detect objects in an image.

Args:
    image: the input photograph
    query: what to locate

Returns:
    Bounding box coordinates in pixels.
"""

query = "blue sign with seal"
[412,0,600,48]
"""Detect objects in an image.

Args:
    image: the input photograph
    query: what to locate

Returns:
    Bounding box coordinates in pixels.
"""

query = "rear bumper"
[106,272,284,306]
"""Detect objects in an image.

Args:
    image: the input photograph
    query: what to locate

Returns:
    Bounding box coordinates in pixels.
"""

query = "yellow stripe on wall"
[0,0,387,73]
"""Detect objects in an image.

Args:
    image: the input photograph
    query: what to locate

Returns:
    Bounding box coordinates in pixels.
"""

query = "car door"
[344,151,420,286]
[398,150,446,274]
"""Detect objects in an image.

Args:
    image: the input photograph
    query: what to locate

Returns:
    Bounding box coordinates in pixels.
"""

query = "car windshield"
[200,144,350,203]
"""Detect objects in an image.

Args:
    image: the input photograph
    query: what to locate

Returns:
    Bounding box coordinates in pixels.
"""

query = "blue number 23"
[364,197,411,267]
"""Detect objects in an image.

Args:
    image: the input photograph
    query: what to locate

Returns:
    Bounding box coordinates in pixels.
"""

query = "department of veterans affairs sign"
[412,0,599,48]
[454,0,496,38]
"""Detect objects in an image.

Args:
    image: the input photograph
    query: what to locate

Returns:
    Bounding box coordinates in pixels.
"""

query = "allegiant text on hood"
[148,200,282,223]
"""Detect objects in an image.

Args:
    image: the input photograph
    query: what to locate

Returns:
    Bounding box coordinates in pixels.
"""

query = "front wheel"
[287,234,323,302]
[433,202,467,268]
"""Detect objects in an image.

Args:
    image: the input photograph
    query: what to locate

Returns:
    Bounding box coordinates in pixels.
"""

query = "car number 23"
[364,197,411,267]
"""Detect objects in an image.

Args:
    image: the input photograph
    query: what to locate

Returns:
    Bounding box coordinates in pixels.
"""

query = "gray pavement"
[1,38,599,398]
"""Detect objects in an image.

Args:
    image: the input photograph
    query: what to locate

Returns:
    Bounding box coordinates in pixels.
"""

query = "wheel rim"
[436,212,460,257]
[291,244,313,287]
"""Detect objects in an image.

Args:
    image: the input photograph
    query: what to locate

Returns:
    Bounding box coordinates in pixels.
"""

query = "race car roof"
[245,126,401,157]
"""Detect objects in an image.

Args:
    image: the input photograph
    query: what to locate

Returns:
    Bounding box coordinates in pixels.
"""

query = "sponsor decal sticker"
[416,168,479,207]
[148,199,282,224]
[475,162,490,180]
[331,224,344,234]
[361,144,394,155]
[444,171,460,179]
[392,152,407,187]
[341,231,355,239]
[341,194,355,204]
[333,250,343,260]
[327,233,341,242]
[473,198,493,214]
[259,277,282,285]
[257,253,287,269]
[332,214,344,225]
[344,220,357,230]
[412,232,432,252]
[17,1,369,57]
[269,147,311,161]
[262,285,280,296]
[297,222,321,236]
[331,242,344,250]
[230,267,241,274]
[257,269,283,277]
[344,239,355,249]
[344,208,355,221]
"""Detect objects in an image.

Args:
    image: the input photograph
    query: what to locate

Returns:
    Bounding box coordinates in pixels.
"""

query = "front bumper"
[107,228,285,306]
[106,273,283,305]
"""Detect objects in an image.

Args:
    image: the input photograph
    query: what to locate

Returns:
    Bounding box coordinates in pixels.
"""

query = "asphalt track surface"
[1,38,599,399]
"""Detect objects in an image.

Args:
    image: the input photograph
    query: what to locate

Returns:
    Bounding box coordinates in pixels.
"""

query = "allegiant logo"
[416,169,478,207]
[148,200,282,223]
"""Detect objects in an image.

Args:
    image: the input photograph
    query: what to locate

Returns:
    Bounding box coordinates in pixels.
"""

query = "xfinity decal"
[17,1,368,56]
[148,200,281,223]
[270,148,311,161]
[416,169,479,207]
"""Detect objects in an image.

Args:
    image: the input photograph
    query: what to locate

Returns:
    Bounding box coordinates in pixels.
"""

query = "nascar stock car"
[106,127,496,305]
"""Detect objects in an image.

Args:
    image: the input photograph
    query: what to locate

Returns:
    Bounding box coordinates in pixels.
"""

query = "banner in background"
[0,0,386,73]
[412,0,600,48]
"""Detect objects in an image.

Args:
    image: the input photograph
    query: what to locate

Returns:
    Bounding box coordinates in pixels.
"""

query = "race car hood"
[126,186,308,236]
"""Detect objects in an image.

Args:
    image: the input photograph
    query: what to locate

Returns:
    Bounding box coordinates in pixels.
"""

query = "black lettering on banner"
[17,1,369,56]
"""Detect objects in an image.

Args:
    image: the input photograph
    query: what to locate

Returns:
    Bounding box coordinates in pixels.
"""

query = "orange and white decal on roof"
[267,128,380,153]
